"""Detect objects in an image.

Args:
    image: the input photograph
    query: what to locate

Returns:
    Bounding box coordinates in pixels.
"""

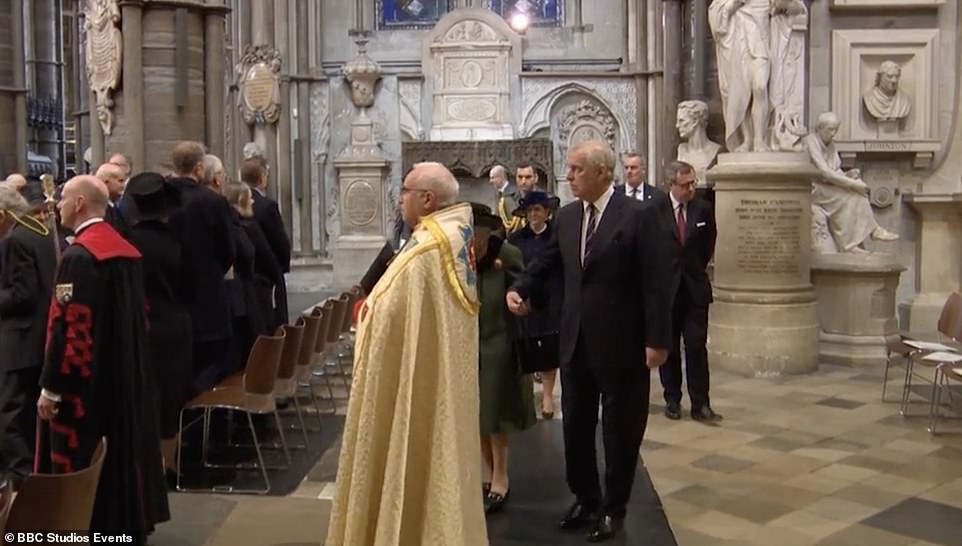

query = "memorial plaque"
[733,198,804,275]
[243,64,276,111]
[344,180,379,227]
[235,45,282,125]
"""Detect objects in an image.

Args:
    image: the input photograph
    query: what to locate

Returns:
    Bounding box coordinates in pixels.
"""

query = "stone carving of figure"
[708,0,772,152]
[83,0,123,136]
[675,100,721,188]
[862,60,912,122]
[805,112,899,253]
[769,0,808,151]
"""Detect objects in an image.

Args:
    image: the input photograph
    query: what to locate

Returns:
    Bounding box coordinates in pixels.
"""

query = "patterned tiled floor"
[155,359,962,545]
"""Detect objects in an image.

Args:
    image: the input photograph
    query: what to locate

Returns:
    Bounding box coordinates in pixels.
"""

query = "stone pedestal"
[707,152,819,376]
[812,253,905,367]
[332,110,389,290]
[901,193,962,333]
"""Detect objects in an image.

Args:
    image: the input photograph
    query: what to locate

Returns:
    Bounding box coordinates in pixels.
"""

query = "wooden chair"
[882,336,914,402]
[295,308,331,426]
[900,293,962,416]
[928,361,962,434]
[4,438,106,533]
[312,299,348,396]
[176,329,287,494]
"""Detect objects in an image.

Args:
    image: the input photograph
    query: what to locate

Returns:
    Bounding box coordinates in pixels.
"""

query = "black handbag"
[516,332,560,374]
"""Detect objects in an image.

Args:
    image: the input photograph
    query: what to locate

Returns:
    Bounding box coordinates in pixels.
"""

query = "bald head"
[59,175,109,230]
[5,173,27,191]
[411,162,459,207]
[488,164,508,191]
[96,162,127,201]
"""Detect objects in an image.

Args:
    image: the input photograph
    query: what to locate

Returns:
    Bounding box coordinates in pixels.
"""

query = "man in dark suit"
[241,157,291,327]
[95,162,129,236]
[620,152,666,203]
[658,161,721,422]
[490,164,524,234]
[167,142,236,391]
[0,184,57,488]
[507,141,673,542]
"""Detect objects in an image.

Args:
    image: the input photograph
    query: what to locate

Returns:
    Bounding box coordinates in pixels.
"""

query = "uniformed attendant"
[474,202,536,515]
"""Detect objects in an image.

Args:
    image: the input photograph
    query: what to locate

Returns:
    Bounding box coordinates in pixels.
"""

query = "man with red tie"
[658,161,721,422]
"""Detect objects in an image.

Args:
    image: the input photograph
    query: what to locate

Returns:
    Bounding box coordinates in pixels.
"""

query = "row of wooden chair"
[173,286,363,494]
[883,292,962,434]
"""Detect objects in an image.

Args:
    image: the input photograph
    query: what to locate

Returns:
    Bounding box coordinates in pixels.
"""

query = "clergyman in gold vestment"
[326,163,489,546]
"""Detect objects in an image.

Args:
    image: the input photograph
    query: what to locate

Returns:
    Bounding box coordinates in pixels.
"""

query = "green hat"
[470,202,503,231]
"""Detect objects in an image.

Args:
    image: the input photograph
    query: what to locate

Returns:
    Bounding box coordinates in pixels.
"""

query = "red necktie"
[677,204,686,244]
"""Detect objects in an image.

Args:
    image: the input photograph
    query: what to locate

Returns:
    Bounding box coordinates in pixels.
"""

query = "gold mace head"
[40,174,56,202]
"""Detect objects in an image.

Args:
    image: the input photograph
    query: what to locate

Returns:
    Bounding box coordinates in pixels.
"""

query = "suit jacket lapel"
[584,191,626,270]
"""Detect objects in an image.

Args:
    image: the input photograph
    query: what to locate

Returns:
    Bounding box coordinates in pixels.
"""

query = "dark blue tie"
[583,203,597,264]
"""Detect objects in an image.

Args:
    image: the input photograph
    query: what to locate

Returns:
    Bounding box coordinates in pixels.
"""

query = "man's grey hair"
[202,154,224,186]
[490,165,507,180]
[665,160,695,183]
[576,141,616,182]
[0,183,30,215]
[415,161,459,207]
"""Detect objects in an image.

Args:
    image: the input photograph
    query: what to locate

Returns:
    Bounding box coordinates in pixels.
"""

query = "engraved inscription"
[447,98,498,122]
[864,141,911,151]
[733,198,803,275]
[243,64,275,110]
[344,180,379,227]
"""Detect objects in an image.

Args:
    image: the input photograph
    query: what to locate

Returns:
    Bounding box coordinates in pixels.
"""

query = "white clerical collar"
[74,217,105,235]
[584,185,615,216]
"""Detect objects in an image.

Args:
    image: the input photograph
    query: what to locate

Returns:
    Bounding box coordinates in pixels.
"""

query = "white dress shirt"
[670,193,686,231]
[625,183,646,201]
[581,185,615,264]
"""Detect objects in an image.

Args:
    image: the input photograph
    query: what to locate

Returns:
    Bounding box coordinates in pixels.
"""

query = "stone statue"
[708,0,772,152]
[805,112,899,254]
[862,60,912,122]
[675,100,721,187]
[83,0,123,136]
[769,0,808,151]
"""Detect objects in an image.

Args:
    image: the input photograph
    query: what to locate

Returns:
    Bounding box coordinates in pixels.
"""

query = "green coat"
[478,241,536,435]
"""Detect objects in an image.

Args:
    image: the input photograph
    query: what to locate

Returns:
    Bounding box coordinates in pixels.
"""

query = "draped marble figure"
[805,112,899,253]
[709,0,808,153]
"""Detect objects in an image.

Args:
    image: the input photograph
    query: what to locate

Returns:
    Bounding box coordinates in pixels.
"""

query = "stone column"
[901,193,962,333]
[205,0,227,160]
[121,0,145,173]
[812,253,905,367]
[0,0,28,174]
[707,152,819,375]
[332,111,389,290]
[31,0,61,167]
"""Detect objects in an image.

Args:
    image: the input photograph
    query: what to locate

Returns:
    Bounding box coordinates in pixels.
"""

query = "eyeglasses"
[400,186,429,195]
[672,180,696,189]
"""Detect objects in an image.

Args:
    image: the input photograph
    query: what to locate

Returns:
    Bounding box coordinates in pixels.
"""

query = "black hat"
[126,172,181,221]
[18,179,46,207]
[470,202,503,231]
[512,191,559,218]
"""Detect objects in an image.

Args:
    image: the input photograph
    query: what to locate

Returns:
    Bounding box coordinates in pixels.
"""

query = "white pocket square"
[696,221,706,227]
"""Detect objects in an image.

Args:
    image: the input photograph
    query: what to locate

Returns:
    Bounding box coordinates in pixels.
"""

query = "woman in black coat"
[125,173,193,441]
[508,191,563,419]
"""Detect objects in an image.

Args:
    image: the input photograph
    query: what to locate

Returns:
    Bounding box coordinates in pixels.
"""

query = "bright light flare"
[509,12,530,33]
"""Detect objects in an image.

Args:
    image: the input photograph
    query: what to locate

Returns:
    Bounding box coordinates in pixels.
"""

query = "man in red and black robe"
[37,175,169,542]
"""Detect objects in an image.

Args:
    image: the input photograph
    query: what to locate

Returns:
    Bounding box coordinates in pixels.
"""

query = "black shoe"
[586,514,623,542]
[542,411,555,420]
[665,401,681,420]
[559,501,598,530]
[484,488,509,514]
[691,406,723,422]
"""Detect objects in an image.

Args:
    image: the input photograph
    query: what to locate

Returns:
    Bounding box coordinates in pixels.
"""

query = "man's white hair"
[0,183,30,215]
[202,154,224,186]
[490,165,507,179]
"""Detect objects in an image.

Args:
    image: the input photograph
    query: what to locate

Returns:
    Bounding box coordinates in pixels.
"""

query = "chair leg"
[882,352,892,402]
[291,394,310,447]
[201,408,212,467]
[273,410,292,466]
[175,409,187,492]
[900,355,916,416]
[246,412,271,495]
[929,368,944,434]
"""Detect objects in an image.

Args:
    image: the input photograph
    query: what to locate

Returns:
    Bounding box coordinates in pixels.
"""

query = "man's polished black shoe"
[665,402,681,420]
[692,406,723,422]
[559,501,598,530]
[586,514,623,542]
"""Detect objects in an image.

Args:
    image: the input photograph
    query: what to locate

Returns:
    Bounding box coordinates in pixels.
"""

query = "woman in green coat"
[472,203,536,515]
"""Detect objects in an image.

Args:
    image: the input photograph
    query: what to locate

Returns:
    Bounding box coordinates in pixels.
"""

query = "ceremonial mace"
[40,173,62,263]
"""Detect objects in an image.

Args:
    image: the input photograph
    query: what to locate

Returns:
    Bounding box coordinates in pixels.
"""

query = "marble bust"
[862,60,912,122]
[675,100,721,188]
[805,112,899,253]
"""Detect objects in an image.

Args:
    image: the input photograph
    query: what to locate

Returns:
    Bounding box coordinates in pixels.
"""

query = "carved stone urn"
[342,39,382,109]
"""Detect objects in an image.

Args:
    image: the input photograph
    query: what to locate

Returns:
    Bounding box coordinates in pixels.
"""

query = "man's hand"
[506,290,530,316]
[646,347,668,369]
[37,396,58,420]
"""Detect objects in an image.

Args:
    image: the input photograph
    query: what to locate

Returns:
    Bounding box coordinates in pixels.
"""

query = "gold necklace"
[8,212,51,237]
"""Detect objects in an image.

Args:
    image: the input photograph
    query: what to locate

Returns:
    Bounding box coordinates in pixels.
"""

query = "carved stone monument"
[332,41,389,290]
[423,8,521,141]
[862,60,912,138]
[236,44,282,125]
[675,100,721,188]
[707,152,819,375]
[84,0,123,136]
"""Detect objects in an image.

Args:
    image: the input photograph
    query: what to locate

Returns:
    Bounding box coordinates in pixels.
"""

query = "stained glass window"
[484,0,564,28]
[377,0,455,30]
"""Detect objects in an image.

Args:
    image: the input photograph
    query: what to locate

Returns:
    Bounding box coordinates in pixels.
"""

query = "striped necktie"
[583,203,597,264]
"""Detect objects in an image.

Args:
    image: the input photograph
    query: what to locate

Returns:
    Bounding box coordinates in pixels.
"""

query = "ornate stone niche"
[423,8,521,141]
[236,44,282,125]
[557,99,618,167]
[831,29,941,169]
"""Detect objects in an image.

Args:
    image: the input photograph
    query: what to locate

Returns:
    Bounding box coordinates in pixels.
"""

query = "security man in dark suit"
[166,142,236,391]
[507,141,673,542]
[619,152,667,204]
[0,184,57,488]
[241,157,291,327]
[658,161,721,422]
[490,164,524,234]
